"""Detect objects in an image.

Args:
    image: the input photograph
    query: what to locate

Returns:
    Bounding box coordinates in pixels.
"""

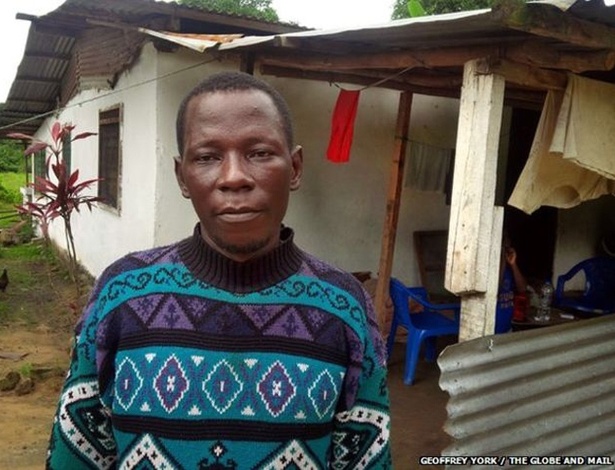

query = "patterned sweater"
[47,226,391,469]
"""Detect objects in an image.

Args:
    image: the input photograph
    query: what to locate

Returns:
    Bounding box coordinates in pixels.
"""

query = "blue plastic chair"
[554,257,615,314]
[386,278,460,385]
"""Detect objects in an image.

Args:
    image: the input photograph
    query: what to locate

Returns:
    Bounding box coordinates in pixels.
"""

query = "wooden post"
[445,59,505,341]
[374,91,413,329]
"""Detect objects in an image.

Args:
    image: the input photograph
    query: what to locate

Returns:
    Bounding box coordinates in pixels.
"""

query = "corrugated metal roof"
[0,0,302,137]
[140,28,244,53]
[2,0,615,137]
[438,315,615,467]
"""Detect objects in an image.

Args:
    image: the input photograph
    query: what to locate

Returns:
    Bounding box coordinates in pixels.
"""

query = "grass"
[0,172,26,229]
[0,171,92,326]
[0,239,84,327]
[0,172,27,194]
[0,242,52,261]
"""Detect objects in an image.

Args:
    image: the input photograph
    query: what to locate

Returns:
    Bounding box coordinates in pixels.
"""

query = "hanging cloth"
[405,140,454,192]
[326,89,361,163]
[508,77,615,215]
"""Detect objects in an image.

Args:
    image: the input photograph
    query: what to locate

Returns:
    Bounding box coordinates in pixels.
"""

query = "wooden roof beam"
[477,57,567,90]
[261,63,545,105]
[261,45,501,71]
[260,64,461,98]
[262,40,614,76]
[506,40,615,73]
[492,1,615,50]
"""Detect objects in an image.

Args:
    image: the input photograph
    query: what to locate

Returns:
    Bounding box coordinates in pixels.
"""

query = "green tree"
[392,0,491,17]
[0,139,26,173]
[179,0,279,22]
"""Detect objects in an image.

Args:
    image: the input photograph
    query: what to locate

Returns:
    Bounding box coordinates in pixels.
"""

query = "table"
[511,307,578,331]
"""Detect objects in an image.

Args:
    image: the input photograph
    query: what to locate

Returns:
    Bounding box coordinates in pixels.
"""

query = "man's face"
[175,89,303,262]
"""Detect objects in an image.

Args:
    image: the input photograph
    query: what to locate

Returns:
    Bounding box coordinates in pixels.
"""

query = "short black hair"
[175,71,294,156]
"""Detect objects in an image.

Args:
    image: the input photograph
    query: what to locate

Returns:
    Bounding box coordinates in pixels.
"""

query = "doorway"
[502,107,557,285]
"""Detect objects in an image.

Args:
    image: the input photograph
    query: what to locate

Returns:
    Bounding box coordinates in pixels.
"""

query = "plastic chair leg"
[425,336,437,362]
[386,318,398,360]
[403,332,422,385]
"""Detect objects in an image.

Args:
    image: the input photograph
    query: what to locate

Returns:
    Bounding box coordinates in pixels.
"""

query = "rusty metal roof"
[438,315,615,465]
[2,0,615,138]
[0,0,302,137]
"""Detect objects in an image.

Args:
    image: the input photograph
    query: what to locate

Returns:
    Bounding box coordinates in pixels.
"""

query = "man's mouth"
[218,208,260,223]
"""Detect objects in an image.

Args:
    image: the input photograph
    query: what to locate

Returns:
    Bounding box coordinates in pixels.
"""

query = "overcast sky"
[0,0,394,102]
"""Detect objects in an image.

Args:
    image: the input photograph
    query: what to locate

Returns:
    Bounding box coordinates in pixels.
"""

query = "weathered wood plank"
[458,207,503,341]
[477,58,567,90]
[374,91,413,329]
[261,45,499,71]
[492,1,615,50]
[506,41,615,74]
[445,59,505,296]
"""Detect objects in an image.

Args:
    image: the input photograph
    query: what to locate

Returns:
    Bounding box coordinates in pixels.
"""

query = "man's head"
[174,72,303,262]
[176,72,294,157]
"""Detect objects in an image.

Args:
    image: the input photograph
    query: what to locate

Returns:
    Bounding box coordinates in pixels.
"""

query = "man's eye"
[197,154,220,162]
[249,150,272,159]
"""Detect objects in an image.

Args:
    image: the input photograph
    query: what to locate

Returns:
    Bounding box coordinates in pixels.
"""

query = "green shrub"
[0,181,21,204]
[0,140,25,173]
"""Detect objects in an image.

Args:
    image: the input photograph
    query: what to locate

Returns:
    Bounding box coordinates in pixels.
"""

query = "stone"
[0,371,21,391]
[15,377,34,396]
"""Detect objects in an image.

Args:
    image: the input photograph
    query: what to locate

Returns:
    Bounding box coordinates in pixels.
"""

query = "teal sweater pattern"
[47,226,391,469]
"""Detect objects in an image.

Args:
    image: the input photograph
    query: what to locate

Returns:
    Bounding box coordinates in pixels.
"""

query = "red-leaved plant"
[9,122,102,284]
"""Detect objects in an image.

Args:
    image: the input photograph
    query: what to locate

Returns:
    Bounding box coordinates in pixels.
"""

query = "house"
[2,0,615,335]
[1,0,461,293]
[4,0,615,459]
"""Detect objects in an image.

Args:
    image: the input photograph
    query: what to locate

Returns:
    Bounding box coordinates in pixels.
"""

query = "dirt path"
[0,241,90,468]
[0,327,72,468]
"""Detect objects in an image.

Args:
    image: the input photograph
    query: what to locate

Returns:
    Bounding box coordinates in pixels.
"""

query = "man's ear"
[289,145,303,191]
[174,156,190,199]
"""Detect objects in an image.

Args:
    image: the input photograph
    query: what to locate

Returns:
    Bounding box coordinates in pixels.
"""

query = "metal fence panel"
[438,315,615,469]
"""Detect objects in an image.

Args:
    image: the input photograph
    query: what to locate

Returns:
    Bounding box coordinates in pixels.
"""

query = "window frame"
[97,104,123,211]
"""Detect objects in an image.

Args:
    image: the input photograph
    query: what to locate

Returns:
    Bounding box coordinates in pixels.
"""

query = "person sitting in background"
[497,234,528,332]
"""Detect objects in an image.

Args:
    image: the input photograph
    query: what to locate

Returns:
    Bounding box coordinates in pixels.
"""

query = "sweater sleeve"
[46,276,118,470]
[330,290,392,469]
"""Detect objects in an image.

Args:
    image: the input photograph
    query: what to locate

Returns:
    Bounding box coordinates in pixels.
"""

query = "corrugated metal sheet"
[140,28,244,53]
[438,315,615,468]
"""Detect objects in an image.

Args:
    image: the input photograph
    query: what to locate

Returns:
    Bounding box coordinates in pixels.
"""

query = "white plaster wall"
[150,47,458,285]
[36,43,468,286]
[280,84,459,285]
[153,49,240,246]
[41,44,159,277]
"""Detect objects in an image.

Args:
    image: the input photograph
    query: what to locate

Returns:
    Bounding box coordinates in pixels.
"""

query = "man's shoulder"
[297,251,367,299]
[98,241,183,283]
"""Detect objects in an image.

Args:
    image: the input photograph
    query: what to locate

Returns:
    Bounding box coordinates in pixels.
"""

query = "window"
[62,132,72,173]
[33,150,46,180]
[98,106,121,209]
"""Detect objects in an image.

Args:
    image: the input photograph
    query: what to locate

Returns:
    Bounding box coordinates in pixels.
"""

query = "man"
[47,72,391,469]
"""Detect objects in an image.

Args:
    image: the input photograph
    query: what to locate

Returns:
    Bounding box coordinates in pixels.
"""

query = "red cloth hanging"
[326,89,361,163]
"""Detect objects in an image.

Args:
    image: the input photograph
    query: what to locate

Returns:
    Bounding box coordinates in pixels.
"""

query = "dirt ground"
[0,241,87,469]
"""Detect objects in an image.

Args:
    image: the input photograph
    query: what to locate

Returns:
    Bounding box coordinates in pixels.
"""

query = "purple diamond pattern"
[308,370,338,419]
[203,360,244,414]
[153,355,189,413]
[257,361,296,417]
[115,357,143,411]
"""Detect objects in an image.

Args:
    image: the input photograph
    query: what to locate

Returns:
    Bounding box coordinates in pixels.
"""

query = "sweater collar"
[178,223,303,293]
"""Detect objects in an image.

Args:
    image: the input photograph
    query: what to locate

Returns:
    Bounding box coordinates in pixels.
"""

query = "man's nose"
[217,154,254,191]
